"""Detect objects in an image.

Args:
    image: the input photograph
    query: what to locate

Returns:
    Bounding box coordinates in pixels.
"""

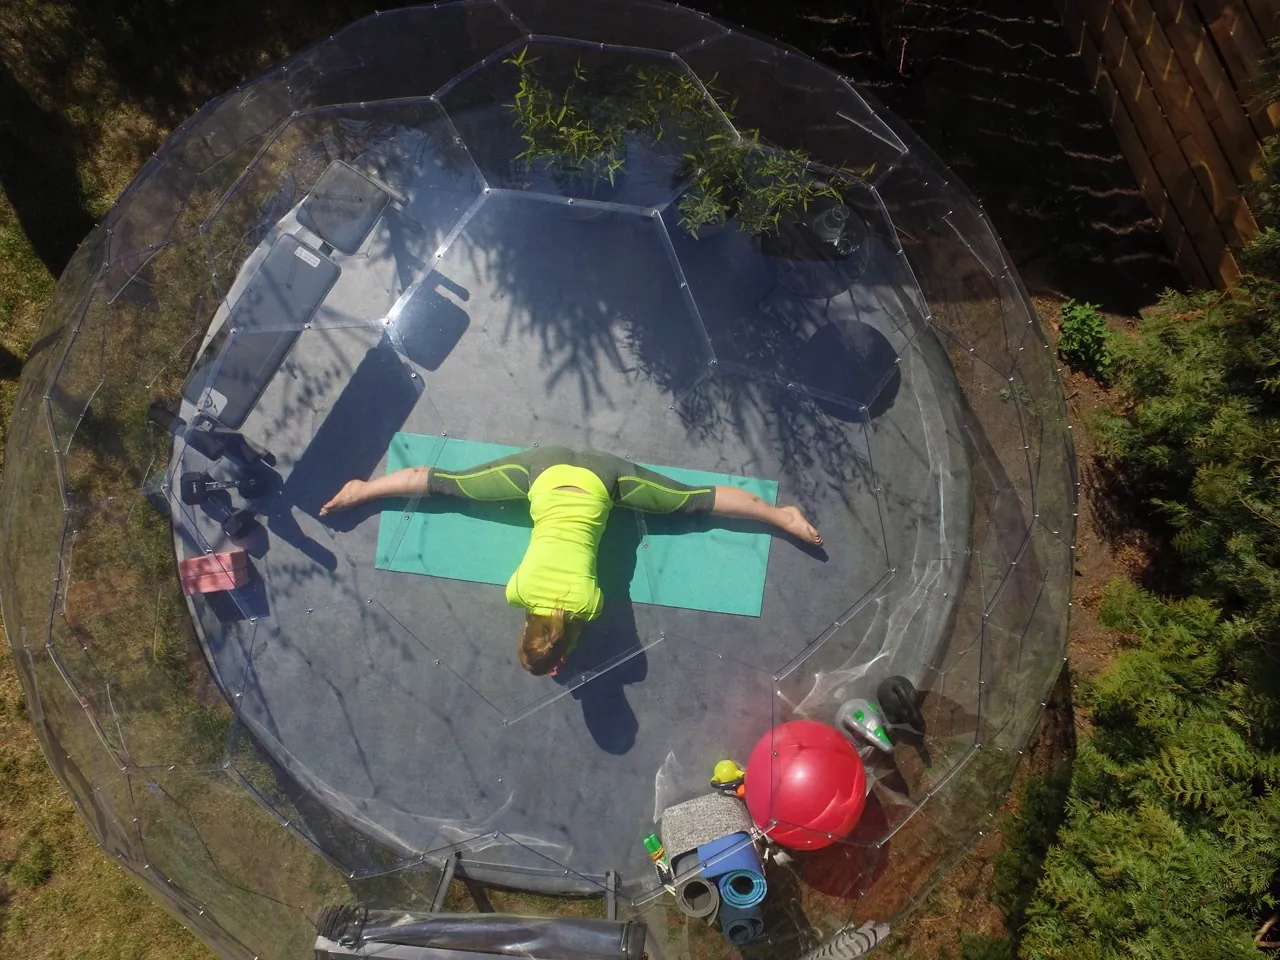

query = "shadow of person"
[556,512,649,756]
[361,485,646,754]
[259,339,420,575]
[564,502,823,753]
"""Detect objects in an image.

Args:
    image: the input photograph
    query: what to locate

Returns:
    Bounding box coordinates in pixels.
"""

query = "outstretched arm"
[320,467,431,516]
[711,485,823,546]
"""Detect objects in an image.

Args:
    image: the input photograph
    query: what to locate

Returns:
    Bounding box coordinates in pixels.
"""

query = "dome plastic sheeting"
[0,2,1076,958]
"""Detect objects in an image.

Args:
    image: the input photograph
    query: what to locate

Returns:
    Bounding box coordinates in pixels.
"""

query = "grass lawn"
[0,2,216,950]
[0,194,213,955]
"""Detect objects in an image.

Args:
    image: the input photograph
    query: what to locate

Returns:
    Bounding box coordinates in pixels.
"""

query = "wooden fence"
[1057,0,1278,287]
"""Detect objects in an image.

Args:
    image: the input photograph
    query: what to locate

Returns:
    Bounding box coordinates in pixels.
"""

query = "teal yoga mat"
[374,435,778,616]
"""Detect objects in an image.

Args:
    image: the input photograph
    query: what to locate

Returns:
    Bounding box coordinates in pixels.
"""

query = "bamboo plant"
[504,46,870,237]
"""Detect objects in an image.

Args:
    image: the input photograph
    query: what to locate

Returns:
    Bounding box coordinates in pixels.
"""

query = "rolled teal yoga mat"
[374,435,778,616]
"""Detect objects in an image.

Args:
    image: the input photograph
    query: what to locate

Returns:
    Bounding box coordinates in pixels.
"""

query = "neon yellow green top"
[505,465,612,620]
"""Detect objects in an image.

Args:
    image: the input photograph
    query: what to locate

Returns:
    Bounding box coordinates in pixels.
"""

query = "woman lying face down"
[321,446,821,675]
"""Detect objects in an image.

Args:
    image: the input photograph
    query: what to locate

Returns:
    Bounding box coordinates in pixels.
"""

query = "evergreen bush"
[1089,274,1280,628]
[990,768,1070,934]
[1020,585,1280,960]
[1000,94,1280,959]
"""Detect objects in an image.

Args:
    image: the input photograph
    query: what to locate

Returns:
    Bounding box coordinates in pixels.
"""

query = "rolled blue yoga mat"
[698,832,767,909]
[719,902,765,945]
[719,869,768,909]
[697,832,762,880]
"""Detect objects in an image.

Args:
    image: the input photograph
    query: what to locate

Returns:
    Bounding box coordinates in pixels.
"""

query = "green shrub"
[502,46,865,238]
[1088,279,1280,627]
[1084,113,1280,626]
[1056,299,1114,382]
[990,768,1070,934]
[1020,584,1280,960]
[960,933,1016,960]
[1006,118,1280,960]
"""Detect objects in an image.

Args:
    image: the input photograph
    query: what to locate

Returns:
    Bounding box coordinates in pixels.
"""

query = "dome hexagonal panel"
[284,3,525,112]
[678,31,908,179]
[503,0,727,51]
[132,768,345,956]
[0,3,1077,958]
[50,499,234,770]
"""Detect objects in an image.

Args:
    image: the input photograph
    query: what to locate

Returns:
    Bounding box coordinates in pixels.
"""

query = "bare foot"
[320,479,367,516]
[780,505,823,546]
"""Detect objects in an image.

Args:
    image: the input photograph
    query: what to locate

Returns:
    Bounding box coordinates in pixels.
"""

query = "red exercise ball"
[743,720,867,850]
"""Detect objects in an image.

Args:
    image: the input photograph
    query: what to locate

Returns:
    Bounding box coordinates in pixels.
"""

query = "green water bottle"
[643,833,666,864]
[643,833,672,883]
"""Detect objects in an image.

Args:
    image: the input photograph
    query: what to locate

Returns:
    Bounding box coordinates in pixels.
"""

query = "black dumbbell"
[180,470,266,506]
[194,490,261,542]
[221,507,260,541]
[150,401,275,468]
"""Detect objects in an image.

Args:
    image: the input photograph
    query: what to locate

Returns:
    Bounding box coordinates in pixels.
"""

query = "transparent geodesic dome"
[0,1,1076,957]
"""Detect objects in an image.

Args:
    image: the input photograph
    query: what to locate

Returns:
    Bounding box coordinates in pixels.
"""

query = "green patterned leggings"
[426,446,716,513]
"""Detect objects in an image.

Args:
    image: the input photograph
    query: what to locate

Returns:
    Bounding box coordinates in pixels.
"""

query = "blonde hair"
[518,610,582,675]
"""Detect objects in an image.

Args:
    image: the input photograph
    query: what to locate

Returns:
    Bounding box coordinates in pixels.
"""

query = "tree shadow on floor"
[0,0,376,278]
[1080,449,1184,596]
[984,667,1076,949]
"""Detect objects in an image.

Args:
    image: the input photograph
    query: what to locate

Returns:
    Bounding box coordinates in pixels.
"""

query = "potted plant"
[504,47,869,237]
[505,46,633,202]
[675,135,864,239]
